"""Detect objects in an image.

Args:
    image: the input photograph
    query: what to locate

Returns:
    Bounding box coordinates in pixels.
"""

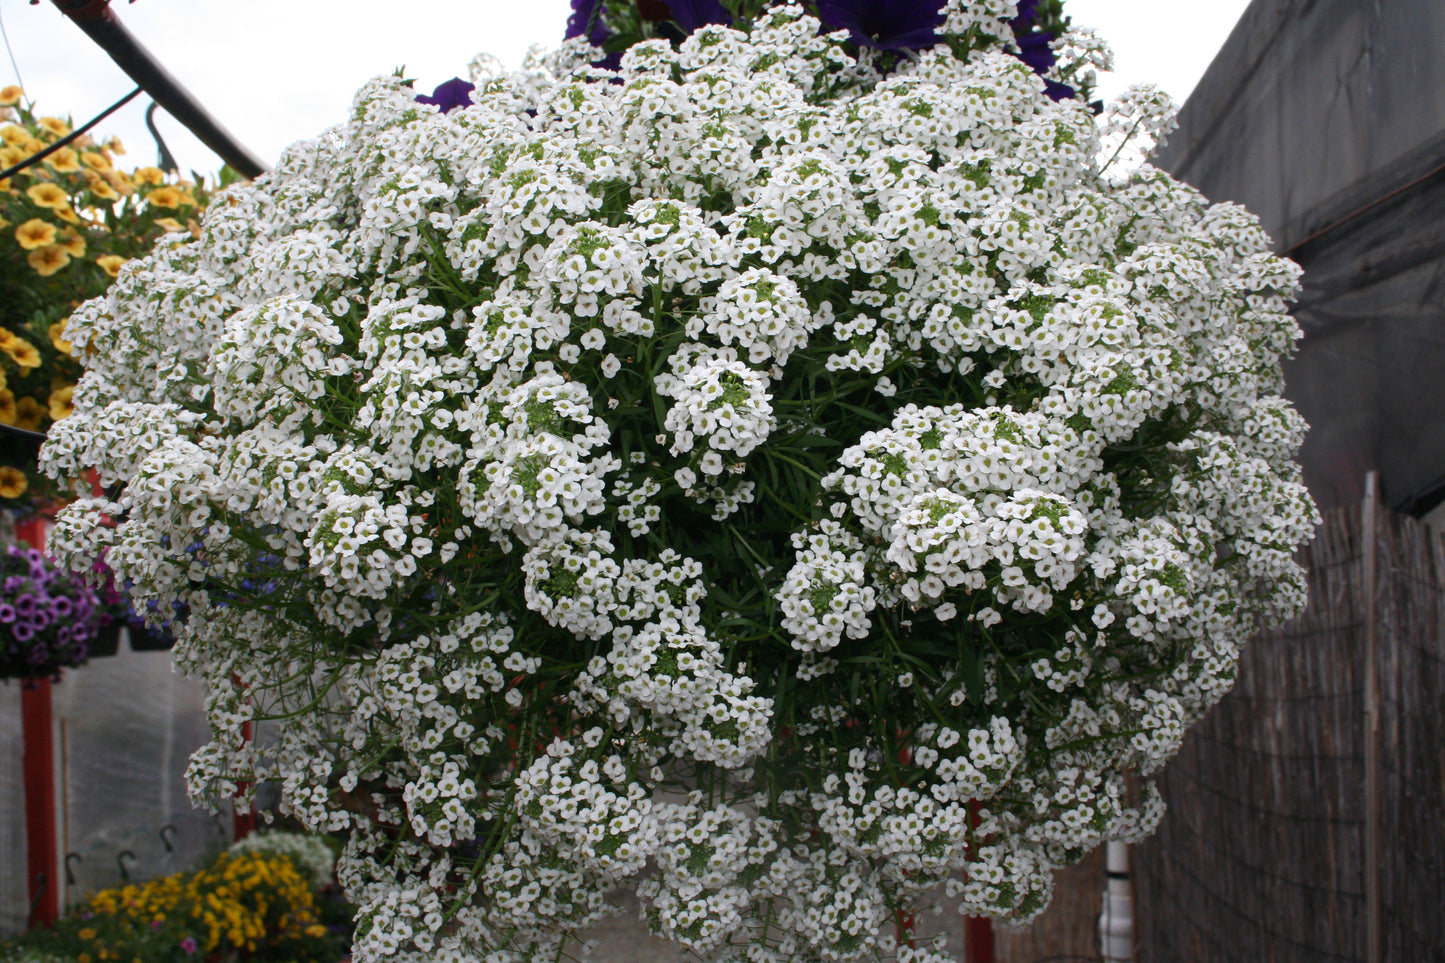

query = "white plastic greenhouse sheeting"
[0,632,215,935]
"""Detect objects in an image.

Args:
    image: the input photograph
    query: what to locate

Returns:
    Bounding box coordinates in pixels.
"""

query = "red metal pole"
[963,799,996,963]
[16,518,59,927]
[964,915,995,963]
[231,672,255,841]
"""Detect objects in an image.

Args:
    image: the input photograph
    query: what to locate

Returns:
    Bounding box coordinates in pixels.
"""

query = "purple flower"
[1007,0,1075,101]
[565,0,624,70]
[645,0,732,32]
[814,0,946,52]
[565,0,609,43]
[415,78,475,114]
[180,936,198,954]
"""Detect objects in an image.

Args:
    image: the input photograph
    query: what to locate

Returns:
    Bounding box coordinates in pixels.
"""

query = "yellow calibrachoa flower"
[88,177,119,201]
[95,254,127,277]
[0,389,14,424]
[0,467,26,499]
[27,243,70,276]
[15,217,55,250]
[104,169,135,195]
[133,166,165,186]
[25,182,69,209]
[146,185,182,208]
[3,334,40,370]
[49,382,74,420]
[53,205,79,225]
[154,217,185,234]
[57,228,85,257]
[0,145,22,167]
[46,145,80,172]
[15,396,45,431]
[81,150,111,171]
[49,318,72,353]
[38,116,70,138]
[0,124,26,145]
[0,86,21,107]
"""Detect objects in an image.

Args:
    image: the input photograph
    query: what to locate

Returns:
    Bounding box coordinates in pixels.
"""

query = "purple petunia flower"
[415,78,476,114]
[1007,0,1075,101]
[566,0,624,70]
[814,0,947,52]
[653,0,733,32]
[180,936,198,954]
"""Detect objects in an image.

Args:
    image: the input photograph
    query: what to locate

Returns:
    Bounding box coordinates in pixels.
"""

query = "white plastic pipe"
[1098,840,1134,962]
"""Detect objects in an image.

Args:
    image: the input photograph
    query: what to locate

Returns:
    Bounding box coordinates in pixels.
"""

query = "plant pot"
[87,623,121,658]
[127,624,176,652]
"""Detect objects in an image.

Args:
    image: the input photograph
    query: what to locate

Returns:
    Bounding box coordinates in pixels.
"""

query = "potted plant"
[40,3,1317,961]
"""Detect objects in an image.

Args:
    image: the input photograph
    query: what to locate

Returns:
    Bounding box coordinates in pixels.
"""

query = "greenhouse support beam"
[48,0,268,178]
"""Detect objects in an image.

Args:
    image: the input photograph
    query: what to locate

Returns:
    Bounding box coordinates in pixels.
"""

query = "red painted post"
[231,671,255,841]
[963,799,996,963]
[16,518,59,927]
[964,915,995,963]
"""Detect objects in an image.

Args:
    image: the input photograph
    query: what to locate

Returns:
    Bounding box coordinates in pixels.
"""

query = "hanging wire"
[0,83,141,183]
[0,2,26,92]
[0,423,48,442]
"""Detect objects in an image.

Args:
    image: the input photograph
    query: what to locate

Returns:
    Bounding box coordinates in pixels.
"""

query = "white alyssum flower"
[40,5,1318,962]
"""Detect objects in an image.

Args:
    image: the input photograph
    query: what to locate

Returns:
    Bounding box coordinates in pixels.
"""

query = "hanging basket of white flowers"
[41,2,1317,961]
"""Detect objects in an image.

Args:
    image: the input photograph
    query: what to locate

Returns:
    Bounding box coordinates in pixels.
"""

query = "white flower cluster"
[42,4,1317,962]
[229,829,337,886]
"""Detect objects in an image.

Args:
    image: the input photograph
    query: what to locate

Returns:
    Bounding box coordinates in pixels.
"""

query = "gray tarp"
[1155,0,1445,514]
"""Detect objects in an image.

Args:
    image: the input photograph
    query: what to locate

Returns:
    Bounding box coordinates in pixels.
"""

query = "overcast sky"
[3,0,1250,179]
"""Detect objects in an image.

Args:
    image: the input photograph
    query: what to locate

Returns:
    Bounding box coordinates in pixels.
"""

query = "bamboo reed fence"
[1132,479,1445,961]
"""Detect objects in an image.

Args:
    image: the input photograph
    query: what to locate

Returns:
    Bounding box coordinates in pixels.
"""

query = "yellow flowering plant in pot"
[0,84,219,511]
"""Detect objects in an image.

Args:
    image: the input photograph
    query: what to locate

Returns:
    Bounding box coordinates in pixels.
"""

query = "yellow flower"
[57,229,85,257]
[154,217,185,234]
[38,116,70,138]
[46,146,80,173]
[81,151,111,172]
[48,380,73,420]
[0,86,21,107]
[27,243,69,276]
[78,927,97,941]
[177,187,199,207]
[146,185,182,208]
[26,182,69,209]
[49,318,72,354]
[15,396,45,431]
[134,166,165,186]
[95,254,127,277]
[0,466,26,499]
[0,389,16,424]
[15,218,56,250]
[88,177,119,201]
[53,205,80,225]
[0,124,26,146]
[107,136,124,155]
[3,335,40,370]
